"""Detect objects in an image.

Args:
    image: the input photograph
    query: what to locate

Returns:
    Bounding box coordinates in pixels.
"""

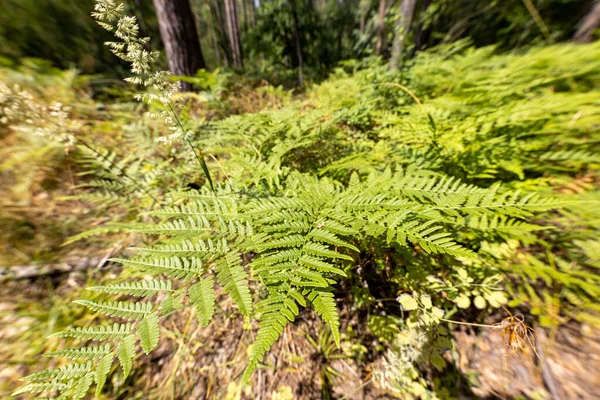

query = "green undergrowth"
[5,36,600,398]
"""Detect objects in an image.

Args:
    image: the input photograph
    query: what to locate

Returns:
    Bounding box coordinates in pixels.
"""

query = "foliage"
[8,2,600,397]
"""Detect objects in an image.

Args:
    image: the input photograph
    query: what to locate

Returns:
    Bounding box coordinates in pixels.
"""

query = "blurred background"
[1,0,599,399]
[0,0,597,82]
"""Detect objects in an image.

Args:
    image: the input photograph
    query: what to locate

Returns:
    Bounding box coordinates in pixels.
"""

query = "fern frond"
[116,334,136,378]
[132,216,211,234]
[87,280,173,297]
[45,344,111,360]
[215,253,253,315]
[132,238,229,258]
[22,362,92,382]
[306,289,341,347]
[307,228,360,252]
[12,380,70,396]
[49,323,133,340]
[139,312,160,354]
[242,290,303,383]
[189,277,215,326]
[111,256,204,279]
[74,300,152,320]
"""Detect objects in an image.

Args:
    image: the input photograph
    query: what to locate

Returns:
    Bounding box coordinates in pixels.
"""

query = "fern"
[18,3,600,397]
[87,280,173,297]
[44,345,112,360]
[74,300,153,320]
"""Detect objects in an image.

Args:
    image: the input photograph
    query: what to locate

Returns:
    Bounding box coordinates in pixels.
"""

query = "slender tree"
[211,0,233,66]
[574,0,600,43]
[288,0,304,84]
[224,0,243,68]
[376,0,386,55]
[390,0,416,70]
[152,0,206,91]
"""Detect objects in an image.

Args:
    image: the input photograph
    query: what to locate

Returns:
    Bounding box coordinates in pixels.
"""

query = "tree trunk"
[242,0,249,33]
[224,0,243,68]
[574,0,600,43]
[250,0,257,28]
[152,0,206,91]
[288,0,304,85]
[376,0,386,56]
[211,0,232,66]
[390,0,416,70]
[413,0,432,55]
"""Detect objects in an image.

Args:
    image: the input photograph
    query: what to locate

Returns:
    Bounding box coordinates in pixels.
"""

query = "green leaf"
[430,352,446,371]
[73,373,94,399]
[474,295,486,309]
[88,279,172,297]
[116,334,135,378]
[397,294,418,311]
[49,323,132,340]
[95,355,113,396]
[139,312,159,354]
[420,294,432,309]
[74,300,152,320]
[189,277,215,327]
[455,294,470,309]
[215,253,253,316]
[308,289,340,347]
[431,306,445,319]
[45,344,111,360]
[487,291,508,308]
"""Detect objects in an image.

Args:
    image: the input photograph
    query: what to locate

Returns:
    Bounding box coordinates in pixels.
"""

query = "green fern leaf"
[307,229,359,252]
[45,344,111,360]
[307,289,340,347]
[215,253,253,316]
[21,362,92,382]
[71,372,94,399]
[12,380,69,396]
[95,355,113,396]
[49,323,132,341]
[116,334,136,378]
[74,300,152,320]
[139,312,159,354]
[242,291,302,383]
[87,280,173,297]
[112,256,204,279]
[189,277,215,326]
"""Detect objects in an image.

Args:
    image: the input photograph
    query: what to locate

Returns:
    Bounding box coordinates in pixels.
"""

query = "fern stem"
[439,318,495,329]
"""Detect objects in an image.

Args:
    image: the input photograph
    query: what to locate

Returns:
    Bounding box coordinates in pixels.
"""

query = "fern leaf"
[13,380,69,396]
[49,323,133,341]
[95,355,113,396]
[139,312,159,354]
[307,289,341,347]
[116,334,136,378]
[45,344,111,360]
[71,372,94,399]
[299,254,347,276]
[189,277,215,326]
[242,291,302,383]
[87,279,172,297]
[22,362,92,382]
[74,300,152,320]
[302,242,354,261]
[215,253,253,316]
[307,229,359,252]
[112,256,204,279]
